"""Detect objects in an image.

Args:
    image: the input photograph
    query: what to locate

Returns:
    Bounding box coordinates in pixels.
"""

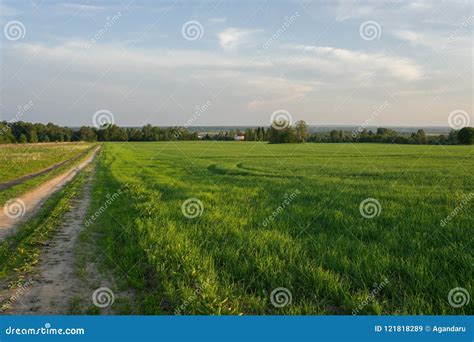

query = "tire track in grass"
[0,147,100,241]
[1,161,131,314]
[0,146,96,191]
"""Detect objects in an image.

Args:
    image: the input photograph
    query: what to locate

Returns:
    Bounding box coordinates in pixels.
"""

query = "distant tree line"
[1,120,473,145]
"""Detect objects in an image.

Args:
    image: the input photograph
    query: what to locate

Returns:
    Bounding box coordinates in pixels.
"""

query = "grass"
[0,142,91,183]
[0,143,95,205]
[85,141,473,315]
[0,167,89,312]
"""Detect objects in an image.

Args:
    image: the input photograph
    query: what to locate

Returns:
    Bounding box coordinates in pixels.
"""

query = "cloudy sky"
[0,0,472,127]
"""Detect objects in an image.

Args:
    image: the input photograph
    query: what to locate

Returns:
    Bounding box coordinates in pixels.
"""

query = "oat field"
[84,142,473,315]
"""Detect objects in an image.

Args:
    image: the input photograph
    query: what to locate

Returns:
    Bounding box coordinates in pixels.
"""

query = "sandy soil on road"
[5,172,95,314]
[0,147,100,241]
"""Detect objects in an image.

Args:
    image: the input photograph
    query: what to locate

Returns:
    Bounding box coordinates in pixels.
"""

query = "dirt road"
[0,147,100,241]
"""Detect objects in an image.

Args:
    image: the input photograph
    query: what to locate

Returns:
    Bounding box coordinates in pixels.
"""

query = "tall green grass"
[88,142,473,315]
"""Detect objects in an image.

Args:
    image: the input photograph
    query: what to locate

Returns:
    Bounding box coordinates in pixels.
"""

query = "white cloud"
[218,27,257,50]
[58,3,106,13]
[288,44,423,82]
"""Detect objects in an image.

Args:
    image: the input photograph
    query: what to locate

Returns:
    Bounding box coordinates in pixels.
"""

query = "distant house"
[234,135,245,141]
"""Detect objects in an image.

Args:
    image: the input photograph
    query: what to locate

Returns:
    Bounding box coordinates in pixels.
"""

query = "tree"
[19,133,28,143]
[457,127,474,145]
[295,120,309,142]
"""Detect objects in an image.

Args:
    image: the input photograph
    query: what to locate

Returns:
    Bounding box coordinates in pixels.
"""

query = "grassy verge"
[0,144,98,206]
[0,168,89,311]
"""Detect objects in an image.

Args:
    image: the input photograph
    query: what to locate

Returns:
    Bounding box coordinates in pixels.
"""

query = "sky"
[0,0,472,128]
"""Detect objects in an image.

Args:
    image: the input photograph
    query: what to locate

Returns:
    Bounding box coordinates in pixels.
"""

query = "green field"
[85,142,473,315]
[0,143,93,205]
[0,143,91,183]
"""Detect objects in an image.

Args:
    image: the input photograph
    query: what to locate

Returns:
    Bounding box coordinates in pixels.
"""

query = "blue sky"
[0,0,472,127]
